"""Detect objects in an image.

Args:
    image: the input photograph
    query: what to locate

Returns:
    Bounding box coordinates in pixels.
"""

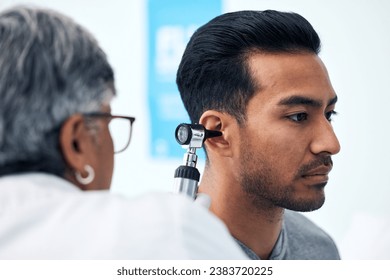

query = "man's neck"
[200,173,284,260]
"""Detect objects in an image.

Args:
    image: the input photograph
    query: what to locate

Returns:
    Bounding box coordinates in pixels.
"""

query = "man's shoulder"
[283,210,340,259]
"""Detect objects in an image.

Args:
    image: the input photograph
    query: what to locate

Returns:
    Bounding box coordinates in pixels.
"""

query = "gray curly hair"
[0,6,115,176]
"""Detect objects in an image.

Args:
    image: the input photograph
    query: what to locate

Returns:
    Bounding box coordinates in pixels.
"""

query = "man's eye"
[325,110,337,122]
[288,112,308,122]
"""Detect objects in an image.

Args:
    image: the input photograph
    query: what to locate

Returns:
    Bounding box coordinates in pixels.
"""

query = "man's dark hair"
[177,10,321,124]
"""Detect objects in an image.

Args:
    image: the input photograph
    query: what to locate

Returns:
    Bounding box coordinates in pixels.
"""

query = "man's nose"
[310,120,341,156]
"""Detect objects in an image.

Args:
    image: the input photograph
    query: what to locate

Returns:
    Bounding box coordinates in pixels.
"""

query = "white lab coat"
[0,173,247,259]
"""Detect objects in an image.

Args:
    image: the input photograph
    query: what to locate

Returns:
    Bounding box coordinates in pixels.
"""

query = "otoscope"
[173,123,222,199]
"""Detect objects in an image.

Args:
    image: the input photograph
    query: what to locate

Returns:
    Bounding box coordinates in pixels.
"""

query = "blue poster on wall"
[147,0,222,159]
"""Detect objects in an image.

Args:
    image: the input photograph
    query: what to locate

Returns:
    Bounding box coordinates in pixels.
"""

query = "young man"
[177,10,341,260]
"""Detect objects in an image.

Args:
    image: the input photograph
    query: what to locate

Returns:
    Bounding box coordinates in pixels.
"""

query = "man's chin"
[282,192,326,212]
[293,198,325,212]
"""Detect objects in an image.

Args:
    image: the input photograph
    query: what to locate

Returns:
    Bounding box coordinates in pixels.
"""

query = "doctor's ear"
[59,114,91,173]
[199,110,237,158]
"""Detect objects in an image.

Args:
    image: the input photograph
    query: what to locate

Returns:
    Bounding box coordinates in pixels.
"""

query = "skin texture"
[199,52,341,259]
[61,100,115,191]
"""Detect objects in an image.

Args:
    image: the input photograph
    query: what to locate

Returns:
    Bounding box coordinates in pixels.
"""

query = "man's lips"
[302,165,333,178]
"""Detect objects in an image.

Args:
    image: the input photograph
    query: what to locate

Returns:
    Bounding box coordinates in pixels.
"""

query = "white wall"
[1,0,389,259]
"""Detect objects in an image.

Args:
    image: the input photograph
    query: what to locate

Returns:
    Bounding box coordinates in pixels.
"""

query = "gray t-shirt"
[236,210,340,260]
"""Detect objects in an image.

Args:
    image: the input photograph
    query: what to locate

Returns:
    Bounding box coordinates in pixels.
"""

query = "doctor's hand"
[194,193,211,209]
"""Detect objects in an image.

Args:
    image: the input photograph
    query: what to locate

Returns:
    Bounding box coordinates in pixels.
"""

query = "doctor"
[0,6,247,259]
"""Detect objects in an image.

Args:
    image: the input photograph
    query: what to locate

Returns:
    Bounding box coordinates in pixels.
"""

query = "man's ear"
[59,114,89,173]
[199,110,237,158]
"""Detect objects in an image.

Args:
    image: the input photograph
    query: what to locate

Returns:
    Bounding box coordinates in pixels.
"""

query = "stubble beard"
[239,140,326,213]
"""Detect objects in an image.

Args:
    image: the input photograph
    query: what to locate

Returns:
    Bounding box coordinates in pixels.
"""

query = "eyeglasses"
[83,112,135,154]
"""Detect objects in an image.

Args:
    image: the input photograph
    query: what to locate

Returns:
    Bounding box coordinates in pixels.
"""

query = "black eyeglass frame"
[83,112,136,154]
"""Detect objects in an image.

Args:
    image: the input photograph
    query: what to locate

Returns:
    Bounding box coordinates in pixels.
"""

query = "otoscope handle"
[173,165,200,199]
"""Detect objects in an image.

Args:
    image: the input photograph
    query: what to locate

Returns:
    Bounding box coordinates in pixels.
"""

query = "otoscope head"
[175,123,222,149]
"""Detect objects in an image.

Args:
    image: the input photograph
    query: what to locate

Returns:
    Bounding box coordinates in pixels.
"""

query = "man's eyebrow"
[278,95,338,108]
[327,95,338,107]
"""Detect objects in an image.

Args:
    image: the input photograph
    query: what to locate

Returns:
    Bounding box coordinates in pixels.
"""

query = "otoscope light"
[175,123,222,149]
[175,124,192,145]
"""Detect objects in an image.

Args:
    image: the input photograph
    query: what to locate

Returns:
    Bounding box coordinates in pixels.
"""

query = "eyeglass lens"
[108,117,132,153]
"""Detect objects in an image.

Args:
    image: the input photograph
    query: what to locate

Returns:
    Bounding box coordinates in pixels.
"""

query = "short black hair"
[177,10,321,124]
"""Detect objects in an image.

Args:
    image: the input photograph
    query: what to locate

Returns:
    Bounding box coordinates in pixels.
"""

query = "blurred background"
[1,0,389,259]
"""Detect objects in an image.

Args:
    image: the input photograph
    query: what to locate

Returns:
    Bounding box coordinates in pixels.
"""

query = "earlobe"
[199,110,236,158]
